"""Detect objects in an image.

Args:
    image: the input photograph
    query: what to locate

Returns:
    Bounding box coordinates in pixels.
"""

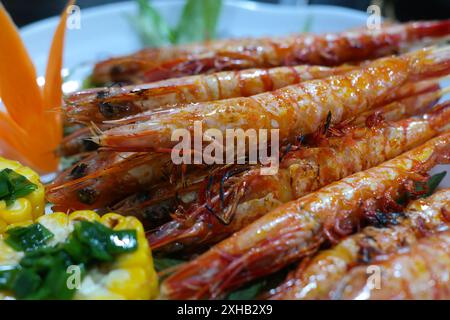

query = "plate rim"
[20,0,369,36]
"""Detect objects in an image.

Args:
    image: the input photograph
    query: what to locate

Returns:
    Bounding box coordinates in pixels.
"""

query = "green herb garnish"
[226,268,288,300]
[74,221,137,262]
[226,279,267,300]
[417,171,447,198]
[301,14,313,33]
[153,257,185,273]
[131,0,222,47]
[80,75,96,90]
[397,171,447,205]
[0,168,37,206]
[1,220,138,299]
[5,223,54,252]
[174,0,222,44]
[132,0,175,47]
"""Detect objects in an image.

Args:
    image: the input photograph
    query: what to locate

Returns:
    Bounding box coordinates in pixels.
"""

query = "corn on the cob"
[0,157,45,231]
[0,210,158,300]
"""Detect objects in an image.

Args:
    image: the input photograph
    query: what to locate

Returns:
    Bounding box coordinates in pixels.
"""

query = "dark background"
[2,0,450,27]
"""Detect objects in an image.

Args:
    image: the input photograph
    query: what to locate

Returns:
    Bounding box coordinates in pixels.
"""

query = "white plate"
[19,0,449,188]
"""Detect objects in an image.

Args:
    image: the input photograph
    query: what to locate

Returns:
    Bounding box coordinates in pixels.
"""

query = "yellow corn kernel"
[69,210,101,222]
[0,198,33,224]
[25,184,45,219]
[100,213,126,231]
[106,267,150,300]
[0,238,23,266]
[0,158,21,172]
[0,219,7,234]
[36,213,72,246]
[0,157,45,225]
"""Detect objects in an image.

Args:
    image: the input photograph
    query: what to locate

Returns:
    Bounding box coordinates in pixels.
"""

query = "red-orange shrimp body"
[271,188,450,300]
[332,229,450,300]
[161,133,450,299]
[92,20,450,84]
[148,102,450,252]
[95,47,450,152]
[66,65,353,123]
[46,151,173,211]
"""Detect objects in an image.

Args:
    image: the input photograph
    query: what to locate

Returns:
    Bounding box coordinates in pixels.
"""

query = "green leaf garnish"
[153,257,185,273]
[130,0,175,47]
[174,0,222,44]
[0,168,37,206]
[130,0,222,47]
[5,223,54,252]
[227,279,267,300]
[301,14,313,32]
[397,171,447,205]
[418,171,447,198]
[80,75,96,90]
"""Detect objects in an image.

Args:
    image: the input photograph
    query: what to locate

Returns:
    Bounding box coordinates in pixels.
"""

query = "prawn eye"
[77,188,98,205]
[70,163,88,179]
[98,102,131,118]
[82,138,99,152]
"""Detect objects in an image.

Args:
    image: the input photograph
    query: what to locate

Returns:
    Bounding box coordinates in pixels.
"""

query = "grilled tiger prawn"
[148,101,450,252]
[91,20,450,84]
[107,85,440,227]
[46,151,174,211]
[332,229,450,299]
[270,188,450,300]
[58,78,440,157]
[94,47,450,152]
[160,133,450,299]
[66,64,353,123]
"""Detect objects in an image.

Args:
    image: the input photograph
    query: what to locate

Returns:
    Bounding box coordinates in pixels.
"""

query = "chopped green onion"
[5,223,54,252]
[74,221,138,262]
[0,168,37,206]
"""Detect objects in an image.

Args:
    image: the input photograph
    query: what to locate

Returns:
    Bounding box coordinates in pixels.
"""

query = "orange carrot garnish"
[43,0,75,144]
[0,3,44,130]
[0,1,75,173]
